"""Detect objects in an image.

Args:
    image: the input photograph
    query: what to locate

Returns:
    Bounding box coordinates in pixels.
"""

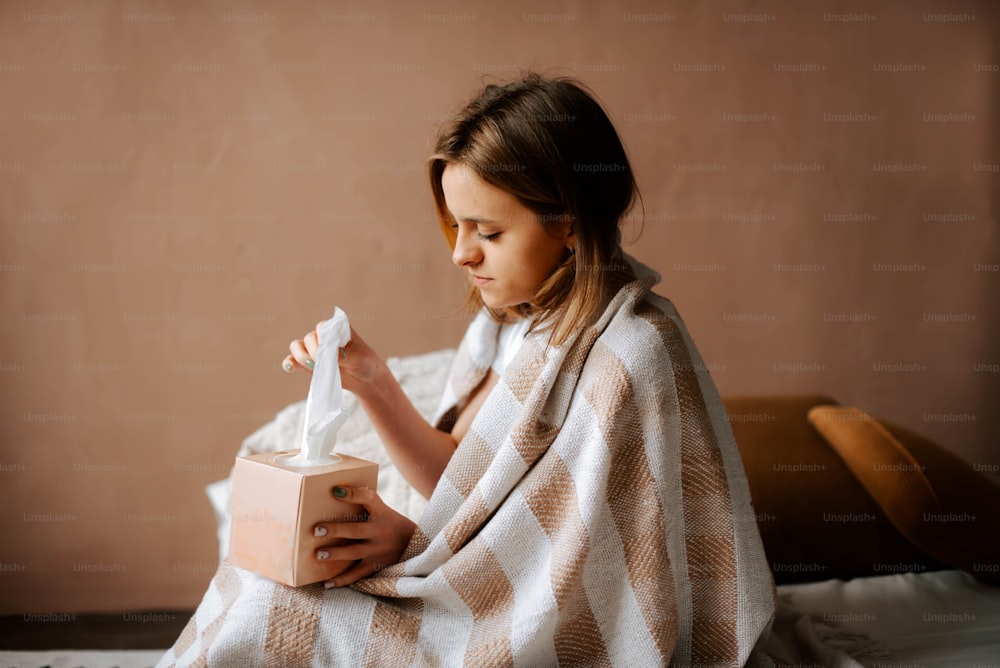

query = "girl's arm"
[284,322,457,499]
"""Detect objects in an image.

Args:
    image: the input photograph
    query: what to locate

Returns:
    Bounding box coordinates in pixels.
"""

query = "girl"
[167,73,774,667]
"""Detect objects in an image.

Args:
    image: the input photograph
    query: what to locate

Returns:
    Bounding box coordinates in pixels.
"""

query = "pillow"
[808,405,1000,584]
[724,395,948,583]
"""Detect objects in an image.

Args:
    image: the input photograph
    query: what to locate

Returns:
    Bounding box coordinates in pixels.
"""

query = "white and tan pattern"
[159,258,775,667]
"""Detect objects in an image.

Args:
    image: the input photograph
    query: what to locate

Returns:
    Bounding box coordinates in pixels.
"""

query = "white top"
[491,317,532,376]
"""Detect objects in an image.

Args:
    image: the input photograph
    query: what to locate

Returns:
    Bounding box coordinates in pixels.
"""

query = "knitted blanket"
[159,264,775,667]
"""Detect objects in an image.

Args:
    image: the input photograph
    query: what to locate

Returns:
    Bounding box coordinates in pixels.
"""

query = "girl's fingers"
[284,319,363,376]
[312,521,371,541]
[288,339,314,371]
[324,560,381,589]
[331,486,381,515]
[311,488,410,588]
[304,330,319,358]
[315,542,370,563]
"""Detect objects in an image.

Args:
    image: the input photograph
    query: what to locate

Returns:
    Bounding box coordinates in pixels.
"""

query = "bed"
[4,349,996,667]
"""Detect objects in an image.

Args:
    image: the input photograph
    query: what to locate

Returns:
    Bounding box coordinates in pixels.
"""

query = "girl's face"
[441,162,571,310]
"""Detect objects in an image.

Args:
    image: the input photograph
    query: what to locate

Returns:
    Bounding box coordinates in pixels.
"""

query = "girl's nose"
[452,229,482,268]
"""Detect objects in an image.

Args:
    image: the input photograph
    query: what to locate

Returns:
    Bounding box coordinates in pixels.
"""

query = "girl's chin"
[477,285,529,310]
[480,297,504,309]
[479,292,511,310]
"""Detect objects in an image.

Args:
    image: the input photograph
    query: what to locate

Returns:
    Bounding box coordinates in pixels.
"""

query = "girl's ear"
[563,218,575,242]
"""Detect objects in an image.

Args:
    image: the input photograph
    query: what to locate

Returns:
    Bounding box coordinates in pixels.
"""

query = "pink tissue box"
[228,450,379,587]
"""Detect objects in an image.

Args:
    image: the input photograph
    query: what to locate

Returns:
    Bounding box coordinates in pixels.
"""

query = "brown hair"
[428,72,639,346]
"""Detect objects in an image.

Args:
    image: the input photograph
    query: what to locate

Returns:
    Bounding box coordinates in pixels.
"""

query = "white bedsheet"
[0,649,165,668]
[778,569,1000,667]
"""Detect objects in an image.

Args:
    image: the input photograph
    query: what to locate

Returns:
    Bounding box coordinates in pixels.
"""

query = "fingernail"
[332,486,346,498]
[304,358,315,370]
[282,361,293,372]
[317,550,329,560]
[314,526,327,537]
[324,579,338,589]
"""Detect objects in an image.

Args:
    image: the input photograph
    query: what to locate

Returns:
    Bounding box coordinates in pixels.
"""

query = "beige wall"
[1,0,997,614]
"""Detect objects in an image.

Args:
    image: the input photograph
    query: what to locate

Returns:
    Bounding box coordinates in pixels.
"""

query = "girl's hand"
[313,486,416,588]
[282,320,382,392]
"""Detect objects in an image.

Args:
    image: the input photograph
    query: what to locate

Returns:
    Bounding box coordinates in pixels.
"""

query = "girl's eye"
[477,231,500,242]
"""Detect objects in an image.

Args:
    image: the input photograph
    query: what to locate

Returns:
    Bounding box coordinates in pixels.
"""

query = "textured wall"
[1,0,997,614]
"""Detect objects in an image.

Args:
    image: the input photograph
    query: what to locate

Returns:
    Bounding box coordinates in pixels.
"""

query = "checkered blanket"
[159,264,775,667]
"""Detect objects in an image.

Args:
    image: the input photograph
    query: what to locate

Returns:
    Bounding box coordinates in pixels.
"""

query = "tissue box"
[228,450,379,587]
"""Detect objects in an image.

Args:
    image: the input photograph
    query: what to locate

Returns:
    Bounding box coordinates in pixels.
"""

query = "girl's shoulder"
[592,289,703,377]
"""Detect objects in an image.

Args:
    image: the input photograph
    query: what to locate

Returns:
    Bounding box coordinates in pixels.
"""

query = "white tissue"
[283,307,352,467]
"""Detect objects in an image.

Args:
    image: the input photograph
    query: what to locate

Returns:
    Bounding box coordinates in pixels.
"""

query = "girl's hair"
[428,72,639,347]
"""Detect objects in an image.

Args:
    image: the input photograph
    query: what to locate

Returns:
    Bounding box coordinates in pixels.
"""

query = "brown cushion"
[808,405,1000,584]
[724,395,947,583]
